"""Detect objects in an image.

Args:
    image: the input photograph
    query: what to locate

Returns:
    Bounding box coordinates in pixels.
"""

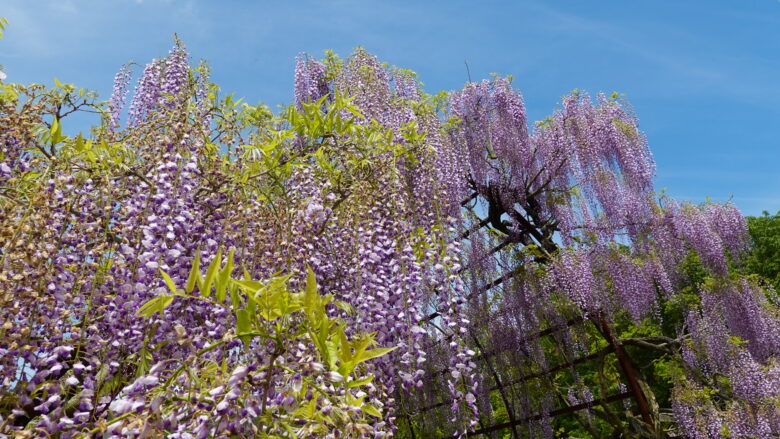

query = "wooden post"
[469,331,521,439]
[596,315,654,428]
[406,415,418,439]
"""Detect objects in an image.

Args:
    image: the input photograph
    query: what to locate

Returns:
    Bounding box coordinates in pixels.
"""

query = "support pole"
[596,315,654,428]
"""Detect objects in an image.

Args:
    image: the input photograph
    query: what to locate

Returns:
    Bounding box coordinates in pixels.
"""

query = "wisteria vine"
[1,40,778,439]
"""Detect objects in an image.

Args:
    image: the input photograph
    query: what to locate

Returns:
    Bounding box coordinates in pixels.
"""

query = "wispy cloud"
[524,2,780,106]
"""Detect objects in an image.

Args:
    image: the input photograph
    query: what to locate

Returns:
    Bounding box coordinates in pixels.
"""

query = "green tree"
[745,210,780,290]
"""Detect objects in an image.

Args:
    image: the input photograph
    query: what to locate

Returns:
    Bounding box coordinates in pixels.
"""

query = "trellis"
[400,192,658,438]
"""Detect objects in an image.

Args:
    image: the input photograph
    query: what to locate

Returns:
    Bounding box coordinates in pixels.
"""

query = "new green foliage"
[135,253,395,436]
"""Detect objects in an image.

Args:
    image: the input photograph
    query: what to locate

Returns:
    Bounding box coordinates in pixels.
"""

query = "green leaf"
[94,363,110,390]
[246,292,257,316]
[159,268,178,294]
[201,248,222,297]
[136,297,161,317]
[49,117,66,145]
[333,300,354,315]
[304,265,318,319]
[233,279,263,294]
[0,17,8,39]
[325,340,339,371]
[50,118,59,136]
[346,375,373,389]
[281,422,298,439]
[355,346,397,365]
[297,397,317,419]
[184,249,202,293]
[362,403,382,418]
[73,134,85,152]
[351,335,373,364]
[215,248,235,302]
[136,295,174,318]
[158,295,174,316]
[337,325,353,365]
[229,284,240,310]
[309,328,328,366]
[309,316,334,367]
[236,308,251,335]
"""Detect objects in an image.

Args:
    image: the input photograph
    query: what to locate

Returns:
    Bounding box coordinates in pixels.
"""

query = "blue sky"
[1,0,778,216]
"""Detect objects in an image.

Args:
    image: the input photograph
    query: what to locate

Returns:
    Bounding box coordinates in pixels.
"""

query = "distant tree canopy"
[746,211,780,291]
